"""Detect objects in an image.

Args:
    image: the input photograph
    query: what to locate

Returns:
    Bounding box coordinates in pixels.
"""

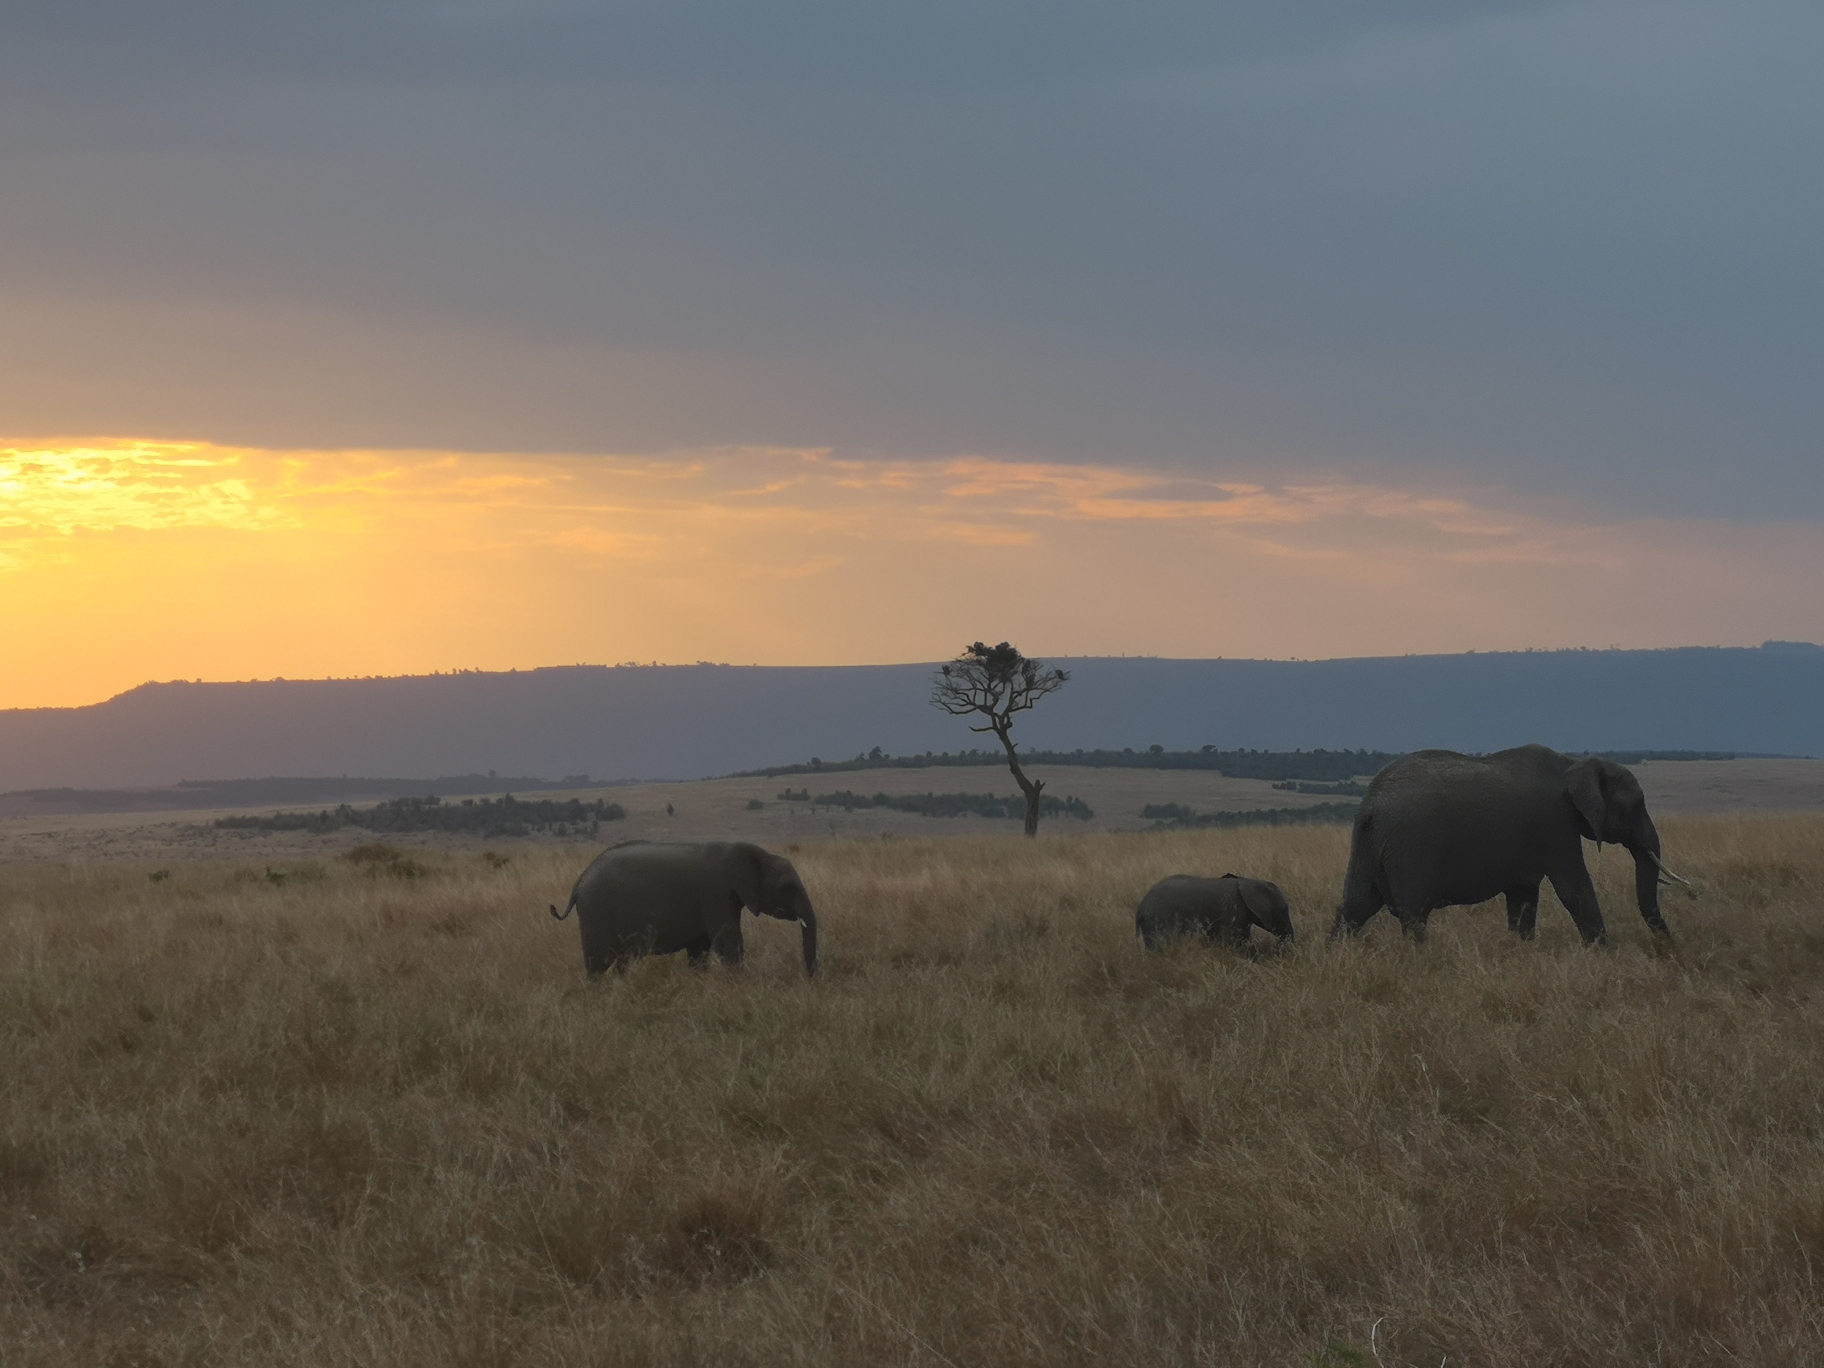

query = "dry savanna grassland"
[3,815,1824,1365]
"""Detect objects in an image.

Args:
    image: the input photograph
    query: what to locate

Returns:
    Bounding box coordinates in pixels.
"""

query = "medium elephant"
[1331,744,1690,945]
[1136,873,1295,950]
[551,840,818,977]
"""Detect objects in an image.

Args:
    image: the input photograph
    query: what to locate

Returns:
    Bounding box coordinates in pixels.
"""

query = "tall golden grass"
[3,815,1823,1364]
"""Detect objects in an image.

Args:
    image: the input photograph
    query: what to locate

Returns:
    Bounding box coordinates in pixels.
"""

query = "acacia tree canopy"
[930,641,1069,837]
[932,642,1069,727]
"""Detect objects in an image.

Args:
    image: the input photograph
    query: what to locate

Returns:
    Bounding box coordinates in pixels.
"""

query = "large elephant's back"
[1361,752,1511,833]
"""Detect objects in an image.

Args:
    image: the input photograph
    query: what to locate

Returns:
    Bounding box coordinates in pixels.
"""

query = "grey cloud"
[4,3,1547,89]
[0,1,1817,517]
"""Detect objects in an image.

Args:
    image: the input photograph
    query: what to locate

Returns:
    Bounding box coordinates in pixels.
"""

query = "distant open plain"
[2,757,1820,865]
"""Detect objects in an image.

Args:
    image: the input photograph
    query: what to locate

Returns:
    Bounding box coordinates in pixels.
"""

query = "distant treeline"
[1,772,602,817]
[1142,802,1361,831]
[1271,779,1367,796]
[1575,750,1760,764]
[743,747,1399,782]
[216,794,625,838]
[778,788,1095,821]
[174,773,599,804]
[740,746,1763,785]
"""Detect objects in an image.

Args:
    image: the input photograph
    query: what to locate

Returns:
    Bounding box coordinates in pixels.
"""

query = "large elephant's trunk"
[798,907,819,977]
[1630,821,1672,937]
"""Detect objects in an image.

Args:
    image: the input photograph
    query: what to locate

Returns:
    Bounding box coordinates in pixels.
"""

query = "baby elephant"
[1136,873,1294,950]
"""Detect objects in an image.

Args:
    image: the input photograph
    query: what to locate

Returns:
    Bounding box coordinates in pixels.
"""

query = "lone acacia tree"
[931,641,1069,837]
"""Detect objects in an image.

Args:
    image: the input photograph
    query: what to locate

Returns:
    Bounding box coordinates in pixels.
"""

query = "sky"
[3,2,1820,709]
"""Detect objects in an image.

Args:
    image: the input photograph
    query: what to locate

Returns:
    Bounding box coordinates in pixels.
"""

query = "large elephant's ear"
[1565,759,1608,839]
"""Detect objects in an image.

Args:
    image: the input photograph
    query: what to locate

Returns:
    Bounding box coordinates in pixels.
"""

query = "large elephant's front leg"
[1395,907,1430,942]
[1546,858,1607,946]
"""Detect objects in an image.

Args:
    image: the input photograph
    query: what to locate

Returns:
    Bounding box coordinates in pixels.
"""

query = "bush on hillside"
[215,793,624,838]
[805,790,1094,821]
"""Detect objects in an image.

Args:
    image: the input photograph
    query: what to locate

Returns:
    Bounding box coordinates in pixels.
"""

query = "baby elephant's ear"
[1236,879,1281,925]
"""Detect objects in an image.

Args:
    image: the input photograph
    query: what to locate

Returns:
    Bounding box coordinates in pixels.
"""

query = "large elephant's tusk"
[1651,853,1694,887]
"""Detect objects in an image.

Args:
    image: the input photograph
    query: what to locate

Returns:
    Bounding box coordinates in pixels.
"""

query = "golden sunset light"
[4,437,1818,711]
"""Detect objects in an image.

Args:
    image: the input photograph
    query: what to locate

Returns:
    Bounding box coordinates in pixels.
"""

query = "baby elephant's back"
[1136,874,1240,945]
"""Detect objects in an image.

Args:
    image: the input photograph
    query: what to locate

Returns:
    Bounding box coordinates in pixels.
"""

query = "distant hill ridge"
[0,644,1818,792]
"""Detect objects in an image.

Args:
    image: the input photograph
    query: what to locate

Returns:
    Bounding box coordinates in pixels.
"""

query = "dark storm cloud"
[2,1,1818,516]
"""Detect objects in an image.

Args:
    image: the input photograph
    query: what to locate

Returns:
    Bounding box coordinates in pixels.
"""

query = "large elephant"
[1331,744,1689,945]
[1136,873,1295,950]
[551,840,818,977]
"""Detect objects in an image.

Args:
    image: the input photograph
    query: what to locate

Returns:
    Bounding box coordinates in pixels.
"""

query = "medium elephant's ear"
[1565,759,1608,839]
[733,843,771,901]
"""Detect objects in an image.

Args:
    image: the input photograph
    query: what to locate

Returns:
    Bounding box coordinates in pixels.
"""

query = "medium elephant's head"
[742,847,819,976]
[1565,758,1673,934]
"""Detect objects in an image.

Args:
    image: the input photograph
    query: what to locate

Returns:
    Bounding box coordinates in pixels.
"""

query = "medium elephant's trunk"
[798,908,819,977]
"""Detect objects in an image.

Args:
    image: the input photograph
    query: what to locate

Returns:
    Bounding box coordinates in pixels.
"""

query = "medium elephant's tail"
[549,896,576,921]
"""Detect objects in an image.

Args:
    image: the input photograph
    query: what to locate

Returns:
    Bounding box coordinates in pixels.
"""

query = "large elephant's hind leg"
[1382,862,1436,943]
[1505,884,1541,940]
[1330,900,1381,939]
[1331,841,1386,940]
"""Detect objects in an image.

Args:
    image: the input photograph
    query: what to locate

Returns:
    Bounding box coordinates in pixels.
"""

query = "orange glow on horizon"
[2,437,1820,711]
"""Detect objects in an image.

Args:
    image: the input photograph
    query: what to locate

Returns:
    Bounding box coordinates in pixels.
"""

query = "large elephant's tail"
[549,895,576,921]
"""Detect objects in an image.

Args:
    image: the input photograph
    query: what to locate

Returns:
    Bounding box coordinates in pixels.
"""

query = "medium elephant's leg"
[710,918,745,967]
[580,915,627,977]
[1395,907,1430,943]
[1546,860,1607,946]
[1505,884,1541,940]
[684,934,715,970]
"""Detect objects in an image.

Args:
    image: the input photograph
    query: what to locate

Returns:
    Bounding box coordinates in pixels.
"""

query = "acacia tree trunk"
[992,723,1044,837]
